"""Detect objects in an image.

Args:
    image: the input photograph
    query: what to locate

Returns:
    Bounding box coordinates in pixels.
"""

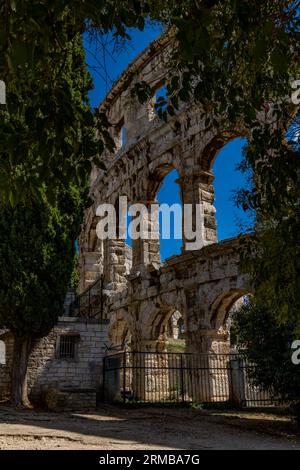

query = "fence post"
[230,356,246,406]
[180,354,185,403]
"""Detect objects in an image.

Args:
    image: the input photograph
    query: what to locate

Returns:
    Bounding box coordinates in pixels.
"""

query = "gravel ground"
[0,405,299,450]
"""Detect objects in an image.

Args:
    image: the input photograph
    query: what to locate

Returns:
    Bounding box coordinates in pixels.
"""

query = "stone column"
[131,339,168,402]
[131,200,160,272]
[79,250,103,293]
[102,354,122,403]
[229,356,246,406]
[179,170,217,251]
[185,329,231,403]
[103,239,127,290]
[185,329,230,355]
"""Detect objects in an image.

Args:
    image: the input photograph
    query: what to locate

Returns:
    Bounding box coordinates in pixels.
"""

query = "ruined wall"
[79,31,244,292]
[78,31,249,367]
[27,317,109,408]
[0,32,251,409]
[0,319,109,408]
[107,237,247,355]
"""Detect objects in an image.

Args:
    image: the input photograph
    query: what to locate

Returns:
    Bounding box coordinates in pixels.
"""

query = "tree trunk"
[11,336,33,408]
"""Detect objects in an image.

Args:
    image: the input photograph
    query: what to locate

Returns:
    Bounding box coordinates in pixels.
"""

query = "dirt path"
[0,406,299,450]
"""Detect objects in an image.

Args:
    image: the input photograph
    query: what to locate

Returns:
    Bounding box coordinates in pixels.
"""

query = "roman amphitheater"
[79,31,248,353]
[0,31,253,409]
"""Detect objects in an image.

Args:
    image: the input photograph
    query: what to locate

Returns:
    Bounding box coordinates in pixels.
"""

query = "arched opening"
[108,315,132,351]
[156,168,183,261]
[0,340,6,365]
[212,137,253,241]
[167,311,186,353]
[127,167,183,269]
[142,302,187,354]
[226,295,251,351]
[211,290,251,352]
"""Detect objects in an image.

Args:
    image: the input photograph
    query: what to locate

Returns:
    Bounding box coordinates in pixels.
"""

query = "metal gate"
[102,351,278,407]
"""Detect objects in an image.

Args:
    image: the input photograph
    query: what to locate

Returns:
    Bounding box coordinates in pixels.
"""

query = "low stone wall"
[42,387,97,411]
[28,317,109,407]
[0,317,109,409]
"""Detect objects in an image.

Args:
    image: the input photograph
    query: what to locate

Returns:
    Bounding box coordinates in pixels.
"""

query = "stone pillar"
[185,329,231,403]
[79,250,103,293]
[102,354,122,403]
[103,239,127,290]
[179,170,217,251]
[131,339,168,402]
[229,356,246,406]
[131,200,160,272]
[186,329,230,355]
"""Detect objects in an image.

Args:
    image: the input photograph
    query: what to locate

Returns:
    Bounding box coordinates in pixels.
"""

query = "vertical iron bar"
[180,353,185,404]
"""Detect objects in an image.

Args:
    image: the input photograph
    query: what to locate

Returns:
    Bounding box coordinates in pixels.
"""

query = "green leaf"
[10,0,17,12]
[271,48,288,73]
[254,38,268,59]
[8,191,14,207]
[11,43,33,68]
[137,16,145,31]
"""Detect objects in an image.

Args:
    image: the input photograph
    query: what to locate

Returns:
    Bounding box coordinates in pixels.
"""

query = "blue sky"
[84,26,250,261]
[84,24,163,106]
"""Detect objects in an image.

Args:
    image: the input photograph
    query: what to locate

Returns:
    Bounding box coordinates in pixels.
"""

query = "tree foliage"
[0,5,116,203]
[0,32,93,405]
[0,28,94,336]
[1,1,299,204]
[0,183,86,338]
[150,1,300,330]
[233,301,300,422]
[1,0,300,401]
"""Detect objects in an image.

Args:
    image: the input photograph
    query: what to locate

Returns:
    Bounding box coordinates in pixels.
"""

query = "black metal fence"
[102,351,278,407]
[69,277,105,319]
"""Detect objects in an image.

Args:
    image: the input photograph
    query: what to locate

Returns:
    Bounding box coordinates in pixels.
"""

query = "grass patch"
[166,339,186,353]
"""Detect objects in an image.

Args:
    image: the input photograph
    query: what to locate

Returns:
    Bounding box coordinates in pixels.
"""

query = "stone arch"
[179,131,248,247]
[140,293,187,348]
[129,161,184,269]
[167,310,185,339]
[88,215,101,251]
[108,311,133,350]
[78,213,103,292]
[210,288,250,331]
[201,131,245,171]
[147,160,183,203]
[150,306,177,343]
[155,165,183,260]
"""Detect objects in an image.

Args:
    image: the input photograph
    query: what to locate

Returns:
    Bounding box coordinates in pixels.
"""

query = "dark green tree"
[0,0,299,405]
[233,301,300,424]
[0,184,88,406]
[1,1,299,203]
[0,34,93,406]
[0,1,140,202]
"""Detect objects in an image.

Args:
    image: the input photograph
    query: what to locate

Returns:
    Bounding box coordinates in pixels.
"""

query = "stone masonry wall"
[27,317,109,407]
[0,319,110,408]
